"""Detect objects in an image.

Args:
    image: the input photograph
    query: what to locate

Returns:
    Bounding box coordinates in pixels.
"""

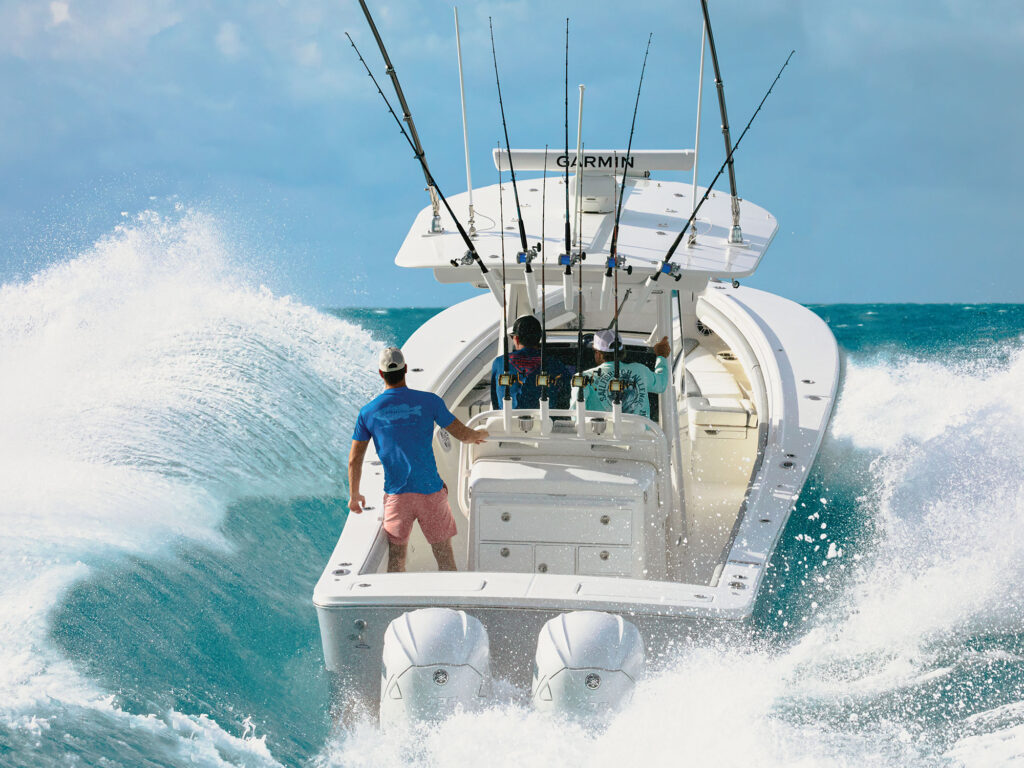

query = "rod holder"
[540,397,551,436]
[524,268,540,313]
[600,270,613,312]
[482,269,505,306]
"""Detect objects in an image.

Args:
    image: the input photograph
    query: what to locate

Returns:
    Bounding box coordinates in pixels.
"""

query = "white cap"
[593,329,622,353]
[378,346,406,372]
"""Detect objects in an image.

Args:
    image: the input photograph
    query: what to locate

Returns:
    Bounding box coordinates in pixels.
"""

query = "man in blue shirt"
[573,330,671,419]
[490,314,570,410]
[348,347,488,572]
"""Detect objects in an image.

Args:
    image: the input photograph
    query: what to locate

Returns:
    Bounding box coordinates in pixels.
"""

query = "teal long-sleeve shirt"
[571,357,669,419]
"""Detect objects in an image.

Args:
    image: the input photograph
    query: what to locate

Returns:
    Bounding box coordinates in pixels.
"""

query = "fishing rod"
[571,138,590,438]
[699,0,742,244]
[606,34,652,405]
[497,144,512,416]
[345,27,501,302]
[356,0,441,233]
[560,19,575,312]
[489,19,530,258]
[539,145,549,405]
[489,18,540,312]
[632,50,794,306]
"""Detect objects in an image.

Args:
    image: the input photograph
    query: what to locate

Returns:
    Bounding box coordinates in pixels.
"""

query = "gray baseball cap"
[378,346,406,372]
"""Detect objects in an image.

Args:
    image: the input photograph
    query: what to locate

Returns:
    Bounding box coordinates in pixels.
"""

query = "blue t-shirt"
[351,387,456,495]
[490,348,572,410]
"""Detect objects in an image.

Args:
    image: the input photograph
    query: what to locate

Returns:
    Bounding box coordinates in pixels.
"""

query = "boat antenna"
[356,0,441,234]
[699,0,742,244]
[454,6,475,237]
[560,19,575,311]
[345,30,500,300]
[608,34,652,404]
[497,143,511,405]
[638,50,794,302]
[540,145,549,403]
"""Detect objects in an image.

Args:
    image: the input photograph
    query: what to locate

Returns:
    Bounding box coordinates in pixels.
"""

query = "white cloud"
[49,1,70,26]
[0,0,181,60]
[295,40,321,68]
[215,21,242,59]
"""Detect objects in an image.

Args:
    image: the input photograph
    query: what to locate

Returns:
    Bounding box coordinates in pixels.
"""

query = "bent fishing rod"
[607,33,652,404]
[356,0,441,232]
[489,18,541,310]
[489,19,530,259]
[636,49,794,300]
[345,27,497,295]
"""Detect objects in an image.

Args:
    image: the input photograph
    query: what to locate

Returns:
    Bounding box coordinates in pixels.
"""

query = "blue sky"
[1,0,1022,307]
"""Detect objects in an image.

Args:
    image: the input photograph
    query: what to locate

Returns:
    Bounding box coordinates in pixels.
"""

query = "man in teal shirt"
[574,330,671,419]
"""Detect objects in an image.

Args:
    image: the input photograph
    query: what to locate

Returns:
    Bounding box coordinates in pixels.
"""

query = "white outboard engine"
[380,608,490,727]
[533,611,644,718]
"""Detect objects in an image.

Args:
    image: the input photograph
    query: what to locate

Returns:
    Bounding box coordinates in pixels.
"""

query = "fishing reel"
[604,254,633,276]
[449,250,477,268]
[656,261,683,282]
[516,243,542,267]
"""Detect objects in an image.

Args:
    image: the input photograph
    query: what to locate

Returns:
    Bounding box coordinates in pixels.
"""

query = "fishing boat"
[315,2,839,721]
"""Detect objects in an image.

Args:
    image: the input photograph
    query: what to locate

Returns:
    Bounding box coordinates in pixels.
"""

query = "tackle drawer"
[577,545,634,577]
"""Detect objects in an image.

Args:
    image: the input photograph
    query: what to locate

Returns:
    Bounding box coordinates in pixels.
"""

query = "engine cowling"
[533,611,644,718]
[379,608,491,727]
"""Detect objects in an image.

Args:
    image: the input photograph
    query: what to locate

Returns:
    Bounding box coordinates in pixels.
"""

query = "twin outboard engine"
[379,608,491,727]
[533,611,645,718]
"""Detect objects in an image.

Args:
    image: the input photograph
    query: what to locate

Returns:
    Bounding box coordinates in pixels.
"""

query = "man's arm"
[647,336,671,393]
[348,439,369,513]
[445,418,488,444]
[489,358,500,410]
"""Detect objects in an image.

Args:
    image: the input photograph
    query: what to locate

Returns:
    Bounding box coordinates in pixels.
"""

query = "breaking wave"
[0,210,378,766]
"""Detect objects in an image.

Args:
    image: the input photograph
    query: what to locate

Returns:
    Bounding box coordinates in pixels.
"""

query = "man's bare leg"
[387,542,407,572]
[430,540,457,571]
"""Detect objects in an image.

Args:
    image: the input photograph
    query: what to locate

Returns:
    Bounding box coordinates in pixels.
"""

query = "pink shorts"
[382,488,457,546]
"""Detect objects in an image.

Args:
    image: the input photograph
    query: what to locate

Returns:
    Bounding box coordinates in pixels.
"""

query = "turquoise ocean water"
[2,213,1023,767]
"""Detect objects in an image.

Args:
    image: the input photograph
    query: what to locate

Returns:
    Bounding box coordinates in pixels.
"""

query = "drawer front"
[577,545,634,577]
[477,503,632,545]
[534,544,576,576]
[477,543,533,572]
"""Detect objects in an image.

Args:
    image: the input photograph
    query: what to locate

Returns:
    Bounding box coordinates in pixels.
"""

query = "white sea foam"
[0,210,378,765]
